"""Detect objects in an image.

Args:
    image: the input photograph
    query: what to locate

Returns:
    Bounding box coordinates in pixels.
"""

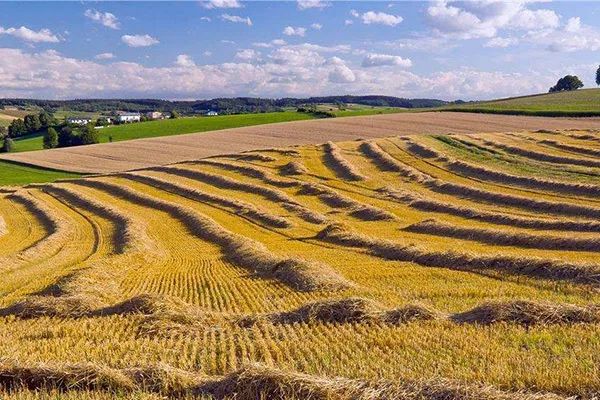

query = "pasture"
[0,128,599,399]
[444,88,600,116]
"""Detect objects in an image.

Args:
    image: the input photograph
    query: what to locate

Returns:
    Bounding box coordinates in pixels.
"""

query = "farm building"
[206,110,218,116]
[66,117,92,125]
[145,111,164,120]
[115,111,141,123]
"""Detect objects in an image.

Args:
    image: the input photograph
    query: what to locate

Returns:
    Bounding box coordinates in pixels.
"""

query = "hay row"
[245,297,600,328]
[539,139,600,158]
[316,223,600,286]
[482,139,600,168]
[280,161,308,175]
[359,141,429,181]
[0,190,73,269]
[121,172,292,229]
[381,188,600,232]
[298,182,395,221]
[323,141,366,181]
[42,184,152,254]
[0,215,6,237]
[153,165,327,224]
[404,139,443,159]
[193,159,298,188]
[0,361,565,400]
[404,218,600,252]
[72,179,349,292]
[445,159,600,197]
[361,143,600,220]
[565,132,600,143]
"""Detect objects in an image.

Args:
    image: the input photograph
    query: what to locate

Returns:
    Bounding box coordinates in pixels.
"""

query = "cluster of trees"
[549,75,584,93]
[1,111,99,153]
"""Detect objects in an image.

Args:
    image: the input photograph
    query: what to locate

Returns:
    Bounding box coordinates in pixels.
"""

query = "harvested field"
[3,112,600,173]
[1,130,600,399]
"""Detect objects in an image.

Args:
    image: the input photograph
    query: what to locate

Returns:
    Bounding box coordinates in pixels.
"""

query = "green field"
[9,109,405,153]
[442,88,600,116]
[0,160,81,186]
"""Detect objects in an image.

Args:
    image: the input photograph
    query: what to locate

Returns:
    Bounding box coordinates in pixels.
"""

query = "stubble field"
[0,128,599,399]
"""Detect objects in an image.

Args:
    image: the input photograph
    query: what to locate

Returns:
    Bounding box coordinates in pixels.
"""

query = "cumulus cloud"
[426,0,559,39]
[253,39,286,48]
[362,53,412,68]
[200,17,212,22]
[344,19,354,26]
[360,11,403,26]
[221,14,252,26]
[0,26,60,43]
[0,46,564,100]
[201,0,242,9]
[297,0,329,10]
[121,34,159,47]
[95,52,115,60]
[84,9,120,29]
[311,23,322,30]
[235,49,260,61]
[175,54,195,67]
[542,17,600,52]
[283,26,307,37]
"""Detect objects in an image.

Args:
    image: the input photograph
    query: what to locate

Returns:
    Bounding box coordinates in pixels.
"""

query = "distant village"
[66,110,219,127]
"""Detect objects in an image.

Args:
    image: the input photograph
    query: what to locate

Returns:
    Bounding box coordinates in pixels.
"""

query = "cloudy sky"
[0,1,598,100]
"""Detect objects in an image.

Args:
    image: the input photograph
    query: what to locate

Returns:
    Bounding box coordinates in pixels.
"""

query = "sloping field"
[1,128,600,399]
[3,111,600,174]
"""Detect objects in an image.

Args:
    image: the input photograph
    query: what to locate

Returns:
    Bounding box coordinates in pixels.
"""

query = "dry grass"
[323,141,366,181]
[445,159,600,197]
[4,131,600,399]
[317,223,600,286]
[280,161,308,175]
[380,188,600,232]
[404,218,600,252]
[72,178,349,292]
[120,172,292,228]
[539,138,600,157]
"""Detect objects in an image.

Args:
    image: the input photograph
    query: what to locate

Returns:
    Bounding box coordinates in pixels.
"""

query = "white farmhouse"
[115,111,141,123]
[145,111,164,120]
[66,117,92,125]
[206,110,218,116]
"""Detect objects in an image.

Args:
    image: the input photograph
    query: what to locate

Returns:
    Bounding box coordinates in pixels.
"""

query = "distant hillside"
[442,88,600,117]
[0,96,448,116]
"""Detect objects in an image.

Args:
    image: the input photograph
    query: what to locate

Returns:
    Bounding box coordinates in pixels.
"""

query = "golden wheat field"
[1,129,600,399]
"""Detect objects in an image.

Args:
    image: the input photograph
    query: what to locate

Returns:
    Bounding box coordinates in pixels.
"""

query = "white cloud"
[362,53,412,68]
[350,9,359,18]
[283,26,307,37]
[311,23,322,30]
[426,1,559,39]
[221,39,236,44]
[360,11,403,26]
[121,34,159,47]
[235,49,260,61]
[484,37,518,48]
[200,17,212,22]
[344,19,354,26]
[253,39,286,48]
[84,9,120,30]
[175,54,196,67]
[201,0,242,9]
[221,14,252,26]
[94,52,115,60]
[203,51,213,56]
[565,17,581,33]
[0,47,564,100]
[0,26,60,43]
[297,0,329,10]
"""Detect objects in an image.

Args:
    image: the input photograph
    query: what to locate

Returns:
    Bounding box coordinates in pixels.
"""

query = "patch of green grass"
[441,88,600,116]
[11,112,316,153]
[0,160,81,186]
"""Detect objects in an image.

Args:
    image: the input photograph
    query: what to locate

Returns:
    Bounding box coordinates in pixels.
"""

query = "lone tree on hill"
[596,65,600,86]
[549,75,584,92]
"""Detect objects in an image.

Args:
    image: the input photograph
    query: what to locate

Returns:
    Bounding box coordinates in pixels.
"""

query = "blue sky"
[0,1,599,100]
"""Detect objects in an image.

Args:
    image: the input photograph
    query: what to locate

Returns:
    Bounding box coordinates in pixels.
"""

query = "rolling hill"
[444,88,600,116]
